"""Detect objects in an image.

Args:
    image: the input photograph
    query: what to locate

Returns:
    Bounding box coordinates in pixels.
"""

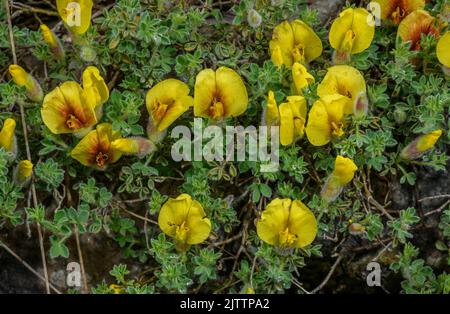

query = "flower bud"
[353,91,369,118]
[321,156,358,203]
[8,65,43,102]
[393,108,407,124]
[40,24,65,61]
[247,9,262,28]
[400,130,443,160]
[0,118,17,158]
[13,160,33,186]
[79,45,97,62]
[111,137,155,157]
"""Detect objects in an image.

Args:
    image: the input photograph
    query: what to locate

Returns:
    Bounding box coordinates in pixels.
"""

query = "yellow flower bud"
[400,130,443,160]
[292,62,314,95]
[14,160,33,186]
[321,156,358,202]
[0,118,16,153]
[40,24,65,60]
[8,64,43,102]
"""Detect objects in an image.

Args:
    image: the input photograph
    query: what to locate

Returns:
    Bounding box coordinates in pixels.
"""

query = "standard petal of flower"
[185,199,211,244]
[291,20,323,63]
[265,91,279,126]
[215,67,248,117]
[397,10,440,51]
[56,0,93,35]
[158,194,192,239]
[70,129,100,166]
[306,100,331,146]
[437,32,450,68]
[416,130,443,152]
[269,21,295,67]
[193,69,217,118]
[287,200,317,248]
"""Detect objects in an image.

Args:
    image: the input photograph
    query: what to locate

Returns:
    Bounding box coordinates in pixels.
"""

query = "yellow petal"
[56,0,93,35]
[70,128,100,167]
[215,67,248,118]
[286,95,307,138]
[147,79,193,131]
[437,31,450,68]
[305,99,331,146]
[158,194,211,245]
[256,198,291,246]
[291,20,323,63]
[269,21,295,67]
[110,138,139,154]
[279,102,295,146]
[287,200,317,248]
[317,65,366,114]
[82,66,109,108]
[416,130,443,152]
[265,91,279,126]
[373,0,425,23]
[40,24,57,47]
[292,62,315,94]
[0,118,16,152]
[397,10,440,51]
[333,155,358,185]
[329,8,375,54]
[271,44,284,67]
[194,67,248,119]
[41,81,97,134]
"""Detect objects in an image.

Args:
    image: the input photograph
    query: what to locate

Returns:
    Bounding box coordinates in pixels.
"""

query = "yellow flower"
[14,160,33,186]
[400,130,443,160]
[256,198,317,248]
[8,64,43,102]
[146,79,193,133]
[82,66,109,112]
[292,62,315,95]
[397,10,441,51]
[56,0,93,35]
[437,31,450,68]
[41,24,65,61]
[109,284,123,294]
[317,65,367,115]
[279,96,307,146]
[321,156,358,202]
[305,95,348,146]
[269,20,323,67]
[158,194,211,248]
[41,81,98,137]
[194,67,248,120]
[373,0,425,24]
[264,91,279,126]
[332,155,358,185]
[0,118,16,153]
[329,8,375,64]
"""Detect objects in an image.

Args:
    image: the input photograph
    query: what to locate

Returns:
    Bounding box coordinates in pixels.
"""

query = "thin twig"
[424,199,450,217]
[311,255,343,294]
[419,194,450,202]
[5,0,50,294]
[0,240,61,294]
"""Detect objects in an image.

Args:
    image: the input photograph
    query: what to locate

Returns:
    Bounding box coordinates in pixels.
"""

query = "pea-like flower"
[397,10,441,51]
[256,198,317,248]
[40,24,65,60]
[400,130,443,160]
[317,65,367,115]
[329,8,375,64]
[56,0,93,35]
[305,95,348,146]
[437,31,450,73]
[71,123,152,169]
[373,0,425,24]
[0,118,16,156]
[292,62,315,95]
[41,81,98,137]
[82,66,109,117]
[8,64,43,102]
[321,155,358,202]
[194,67,248,120]
[269,20,323,67]
[13,160,33,186]
[158,194,211,250]
[263,92,307,146]
[146,79,193,137]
